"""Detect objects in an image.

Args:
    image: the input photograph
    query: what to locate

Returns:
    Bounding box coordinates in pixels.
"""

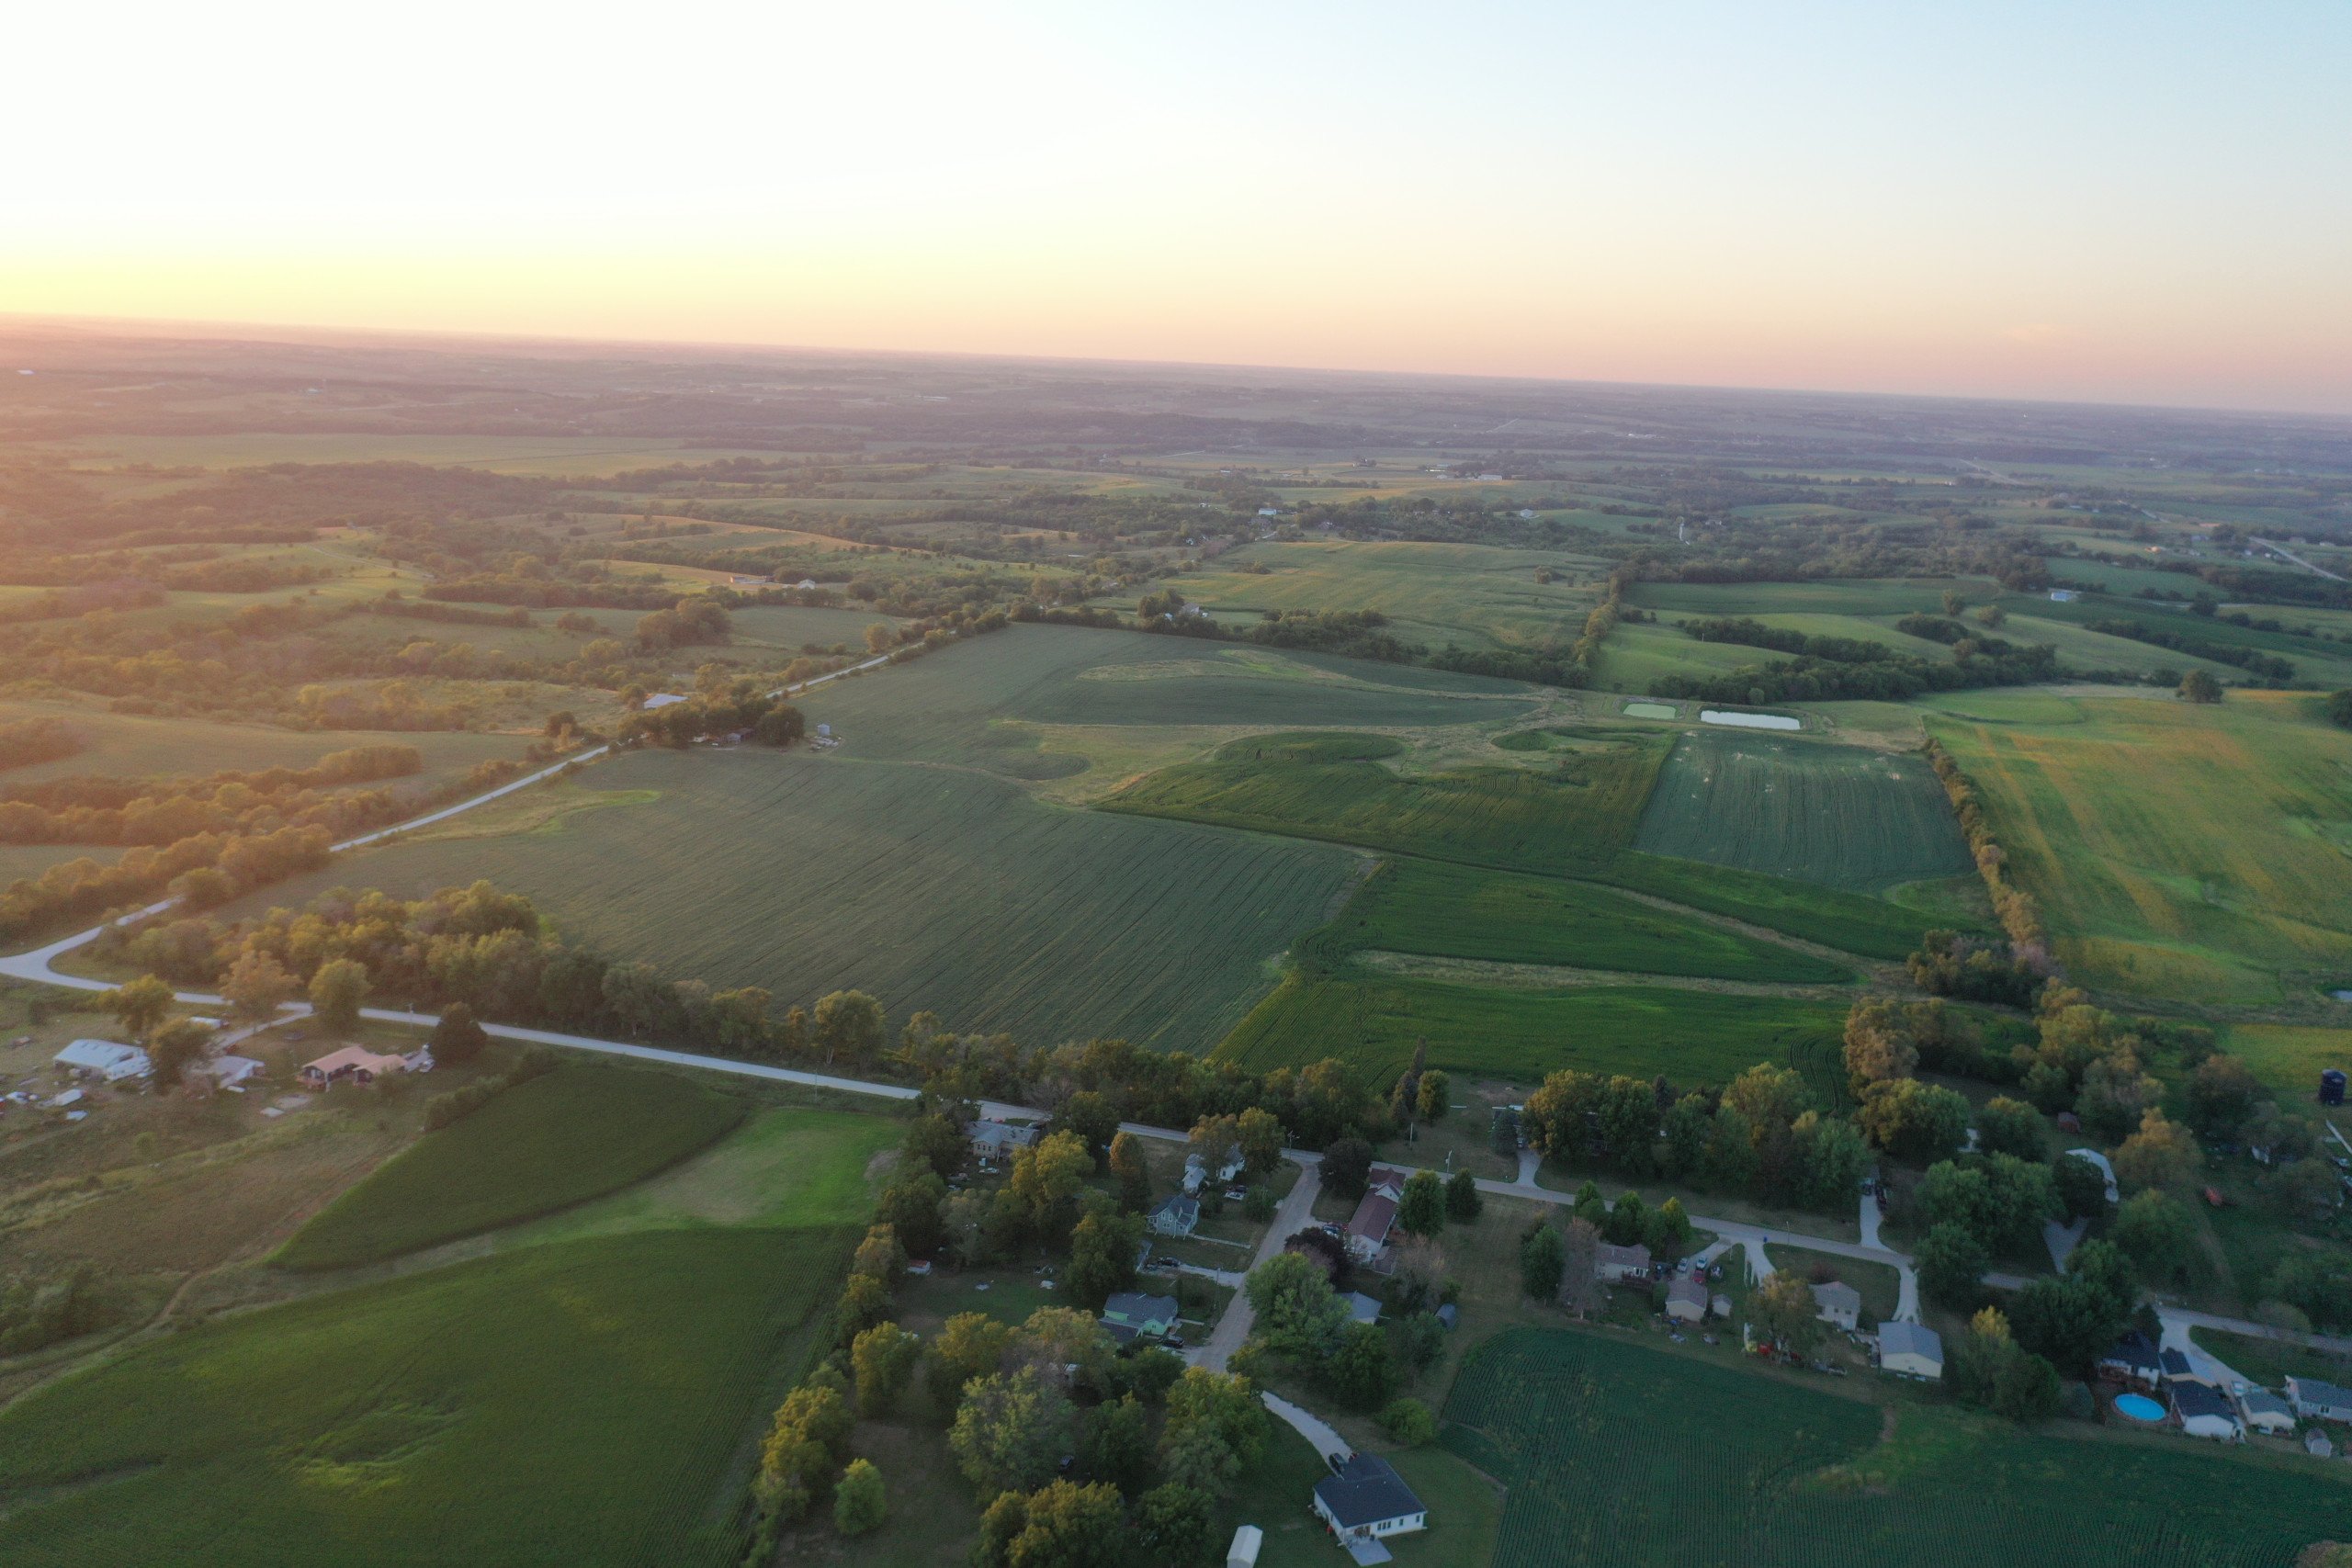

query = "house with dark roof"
[1312,1452,1426,1557]
[1340,1292,1383,1326]
[2097,1332,2163,1391]
[1664,1275,1709,1324]
[2170,1380,2245,1441]
[1099,1292,1179,1346]
[2159,1348,2211,1386]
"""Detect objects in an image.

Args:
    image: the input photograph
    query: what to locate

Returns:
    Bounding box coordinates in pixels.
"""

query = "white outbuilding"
[1878,1321,1945,1381]
[53,1039,151,1081]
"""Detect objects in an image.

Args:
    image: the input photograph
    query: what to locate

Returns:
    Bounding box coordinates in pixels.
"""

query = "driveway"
[1193,1157,1323,1372]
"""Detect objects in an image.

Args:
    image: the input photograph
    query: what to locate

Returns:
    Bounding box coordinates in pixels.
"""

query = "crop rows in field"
[796,625,1538,782]
[1445,1328,2351,1568]
[248,749,1362,1051]
[277,1066,745,1270]
[1633,731,1973,894]
[1309,858,1851,985]
[1109,730,1948,960]
[0,1227,842,1568]
[1214,971,1848,1089]
[1107,729,1670,876]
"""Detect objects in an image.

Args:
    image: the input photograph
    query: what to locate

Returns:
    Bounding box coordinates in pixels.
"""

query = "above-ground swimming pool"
[2113,1393,2166,1422]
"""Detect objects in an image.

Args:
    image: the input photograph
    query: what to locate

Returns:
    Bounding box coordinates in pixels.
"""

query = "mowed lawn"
[236,749,1363,1051]
[0,1228,846,1568]
[1312,857,1851,984]
[1928,692,2352,1003]
[1632,730,1972,894]
[1446,1328,2352,1568]
[276,1066,746,1270]
[1216,971,1848,1094]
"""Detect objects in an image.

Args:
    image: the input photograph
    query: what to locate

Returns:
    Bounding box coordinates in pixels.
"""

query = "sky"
[6,0,2350,413]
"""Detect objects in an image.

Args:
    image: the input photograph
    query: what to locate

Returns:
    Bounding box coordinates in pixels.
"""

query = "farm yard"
[1928,691,2352,1003]
[1632,730,1974,894]
[1444,1329,2352,1568]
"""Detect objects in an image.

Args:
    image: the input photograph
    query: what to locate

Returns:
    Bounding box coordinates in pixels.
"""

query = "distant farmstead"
[52,1039,151,1082]
[968,1118,1040,1163]
[299,1046,410,1089]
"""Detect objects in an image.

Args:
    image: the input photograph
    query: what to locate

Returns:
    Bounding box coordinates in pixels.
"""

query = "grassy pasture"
[1216,970,1848,1089]
[0,702,526,786]
[1928,692,2352,1003]
[1134,537,1600,650]
[1314,857,1851,984]
[2220,1022,2352,1104]
[1445,1328,2352,1568]
[0,1228,842,1568]
[1588,622,1773,693]
[275,1066,746,1270]
[228,749,1362,1052]
[1632,730,1973,894]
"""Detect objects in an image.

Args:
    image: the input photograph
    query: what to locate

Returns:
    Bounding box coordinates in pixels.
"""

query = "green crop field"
[1106,728,1670,876]
[276,1066,746,1270]
[1625,577,1992,617]
[1588,622,1775,692]
[1633,731,1973,894]
[0,1228,842,1568]
[1311,857,1851,985]
[228,748,1363,1051]
[1216,970,1848,1090]
[1928,691,2352,1004]
[1109,730,1947,960]
[797,625,1537,784]
[1446,1328,2352,1568]
[1129,537,1600,650]
[0,702,527,786]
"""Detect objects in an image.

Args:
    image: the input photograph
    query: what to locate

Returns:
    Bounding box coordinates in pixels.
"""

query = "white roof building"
[53,1039,151,1081]
[2065,1147,2120,1204]
[1879,1321,1944,1381]
[641,693,689,710]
